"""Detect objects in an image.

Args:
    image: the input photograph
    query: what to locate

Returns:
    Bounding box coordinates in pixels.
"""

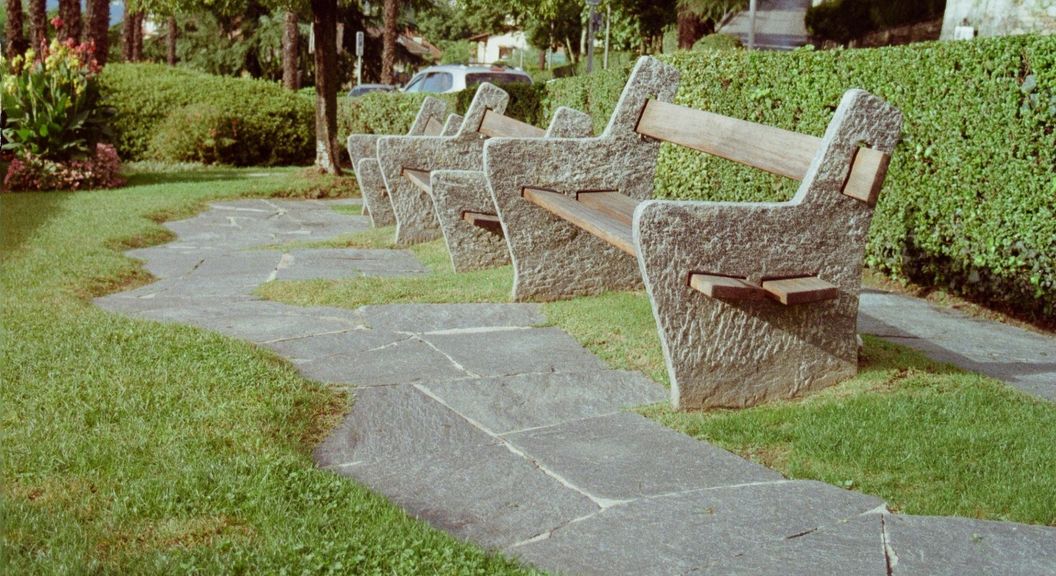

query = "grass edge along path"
[259,224,1056,527]
[0,167,544,574]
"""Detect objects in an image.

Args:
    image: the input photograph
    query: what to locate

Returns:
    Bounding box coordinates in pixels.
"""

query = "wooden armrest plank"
[522,188,635,256]
[761,276,839,305]
[842,147,890,206]
[424,116,445,136]
[479,109,546,138]
[689,274,768,301]
[462,211,504,233]
[635,99,820,182]
[576,191,639,226]
[403,168,432,195]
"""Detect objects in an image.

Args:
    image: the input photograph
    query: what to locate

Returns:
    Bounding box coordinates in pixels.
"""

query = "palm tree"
[58,0,82,42]
[381,0,398,85]
[28,0,47,54]
[282,11,300,90]
[310,0,341,173]
[86,0,110,64]
[4,0,28,57]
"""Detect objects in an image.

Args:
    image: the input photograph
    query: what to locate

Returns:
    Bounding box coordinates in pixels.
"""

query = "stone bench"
[484,56,902,409]
[376,83,593,256]
[346,97,461,227]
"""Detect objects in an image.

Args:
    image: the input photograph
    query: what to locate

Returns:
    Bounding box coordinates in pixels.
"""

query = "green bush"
[542,36,1056,321]
[454,82,546,127]
[806,0,946,44]
[148,103,241,165]
[98,63,313,164]
[692,34,742,51]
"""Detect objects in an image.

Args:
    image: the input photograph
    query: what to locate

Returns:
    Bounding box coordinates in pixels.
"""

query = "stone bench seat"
[484,56,902,410]
[377,82,593,272]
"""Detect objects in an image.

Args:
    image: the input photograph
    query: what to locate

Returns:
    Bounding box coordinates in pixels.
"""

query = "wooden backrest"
[634,99,890,206]
[424,116,445,136]
[478,109,546,138]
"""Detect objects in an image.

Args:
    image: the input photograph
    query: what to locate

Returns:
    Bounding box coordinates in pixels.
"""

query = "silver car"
[401,64,532,94]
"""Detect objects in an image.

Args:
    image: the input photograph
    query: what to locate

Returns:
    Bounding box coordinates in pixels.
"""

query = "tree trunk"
[4,0,27,57]
[677,8,709,50]
[381,0,397,84]
[282,11,300,90]
[167,16,177,65]
[131,12,144,61]
[58,0,82,42]
[28,0,46,55]
[87,0,109,65]
[311,0,341,174]
[122,4,134,61]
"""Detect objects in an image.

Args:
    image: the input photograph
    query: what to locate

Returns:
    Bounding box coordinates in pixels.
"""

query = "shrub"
[149,103,243,165]
[542,36,1056,321]
[1,38,113,161]
[454,82,546,127]
[692,34,742,51]
[98,63,314,164]
[4,143,125,191]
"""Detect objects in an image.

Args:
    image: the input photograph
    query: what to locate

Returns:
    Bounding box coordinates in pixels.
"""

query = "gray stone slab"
[702,512,888,575]
[290,336,469,385]
[421,327,605,377]
[358,303,544,332]
[185,251,282,278]
[276,248,426,280]
[342,442,600,550]
[124,247,206,278]
[859,290,1056,402]
[261,328,404,362]
[885,514,1056,576]
[511,481,885,576]
[314,384,495,467]
[504,412,783,501]
[420,370,665,434]
[128,300,365,343]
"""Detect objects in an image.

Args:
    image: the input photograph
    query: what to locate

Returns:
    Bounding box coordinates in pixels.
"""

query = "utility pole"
[603,4,610,70]
[585,0,600,73]
[355,31,364,86]
[748,0,757,51]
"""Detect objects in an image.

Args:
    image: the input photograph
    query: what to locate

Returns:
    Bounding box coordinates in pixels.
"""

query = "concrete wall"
[941,0,1056,39]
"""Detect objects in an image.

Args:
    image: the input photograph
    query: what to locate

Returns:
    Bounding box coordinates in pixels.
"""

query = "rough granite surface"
[346,97,448,228]
[430,107,594,272]
[484,56,680,301]
[634,89,903,409]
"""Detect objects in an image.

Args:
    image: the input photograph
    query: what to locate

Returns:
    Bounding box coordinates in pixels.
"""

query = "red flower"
[50,16,64,29]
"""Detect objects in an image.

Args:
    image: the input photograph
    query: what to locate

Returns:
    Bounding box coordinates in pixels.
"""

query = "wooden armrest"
[461,211,503,234]
[522,188,635,256]
[479,109,546,138]
[403,168,432,195]
[689,274,769,301]
[761,277,839,305]
[576,191,639,226]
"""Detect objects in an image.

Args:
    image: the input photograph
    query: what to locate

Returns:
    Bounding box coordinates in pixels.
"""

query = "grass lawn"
[261,224,1056,527]
[0,167,542,574]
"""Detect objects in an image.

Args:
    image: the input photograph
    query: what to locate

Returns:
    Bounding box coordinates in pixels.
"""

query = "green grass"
[0,167,541,574]
[259,226,1056,527]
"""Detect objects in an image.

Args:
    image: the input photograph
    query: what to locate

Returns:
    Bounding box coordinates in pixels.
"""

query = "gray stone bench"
[484,57,902,409]
[376,83,593,257]
[346,97,461,227]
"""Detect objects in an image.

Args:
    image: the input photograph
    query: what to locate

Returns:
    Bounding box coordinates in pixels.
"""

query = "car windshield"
[421,72,453,93]
[465,72,531,86]
[403,74,427,93]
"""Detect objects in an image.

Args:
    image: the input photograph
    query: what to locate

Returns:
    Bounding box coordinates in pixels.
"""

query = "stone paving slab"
[290,337,470,385]
[884,514,1056,576]
[420,370,665,435]
[275,249,427,280]
[358,303,544,333]
[859,290,1056,402]
[421,327,605,377]
[504,412,783,501]
[261,328,403,362]
[510,481,885,576]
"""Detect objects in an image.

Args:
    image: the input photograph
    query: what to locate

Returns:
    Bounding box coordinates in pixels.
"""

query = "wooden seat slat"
[479,109,547,138]
[576,191,639,226]
[688,274,769,301]
[424,116,445,136]
[522,188,635,256]
[842,147,890,206]
[761,276,839,305]
[461,211,504,233]
[403,168,432,194]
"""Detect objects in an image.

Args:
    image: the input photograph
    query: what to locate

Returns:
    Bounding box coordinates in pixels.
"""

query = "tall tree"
[311,0,340,173]
[122,3,134,60]
[166,16,178,64]
[132,12,145,61]
[4,0,28,57]
[282,11,299,89]
[28,0,46,53]
[381,0,398,84]
[58,0,83,42]
[86,0,110,64]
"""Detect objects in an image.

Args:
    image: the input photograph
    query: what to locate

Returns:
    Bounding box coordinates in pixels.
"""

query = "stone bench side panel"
[356,157,395,226]
[430,108,595,273]
[378,85,509,245]
[633,89,903,410]
[483,57,680,301]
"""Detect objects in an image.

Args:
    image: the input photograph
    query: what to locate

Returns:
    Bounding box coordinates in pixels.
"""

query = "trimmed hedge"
[544,37,1056,321]
[98,64,314,165]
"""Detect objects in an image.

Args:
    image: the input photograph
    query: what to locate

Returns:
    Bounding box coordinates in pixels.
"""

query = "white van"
[401,65,532,94]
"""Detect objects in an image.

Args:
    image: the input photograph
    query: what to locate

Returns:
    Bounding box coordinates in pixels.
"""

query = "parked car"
[347,84,397,98]
[401,65,532,94]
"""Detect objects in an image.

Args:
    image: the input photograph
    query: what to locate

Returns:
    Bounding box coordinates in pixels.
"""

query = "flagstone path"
[95,199,1055,576]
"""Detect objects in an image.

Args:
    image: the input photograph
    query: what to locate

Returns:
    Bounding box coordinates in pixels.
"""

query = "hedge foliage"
[98,63,314,165]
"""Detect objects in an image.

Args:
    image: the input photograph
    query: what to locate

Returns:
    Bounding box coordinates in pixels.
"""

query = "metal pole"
[748,0,757,51]
[586,4,596,73]
[603,5,610,70]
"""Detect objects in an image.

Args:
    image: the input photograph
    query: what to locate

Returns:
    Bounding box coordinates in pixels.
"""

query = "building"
[468,30,529,65]
[941,0,1056,39]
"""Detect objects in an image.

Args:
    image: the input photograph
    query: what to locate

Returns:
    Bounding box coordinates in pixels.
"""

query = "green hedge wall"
[544,37,1056,321]
[99,64,314,165]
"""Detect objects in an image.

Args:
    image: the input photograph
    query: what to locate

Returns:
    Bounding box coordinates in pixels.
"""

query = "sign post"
[355,31,364,86]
